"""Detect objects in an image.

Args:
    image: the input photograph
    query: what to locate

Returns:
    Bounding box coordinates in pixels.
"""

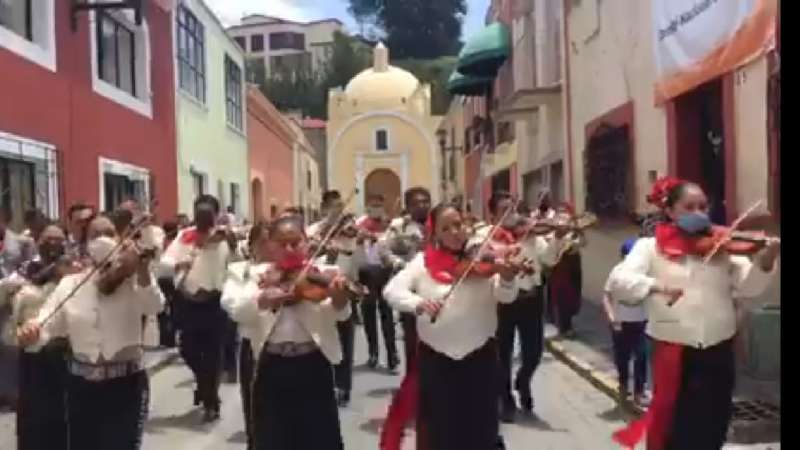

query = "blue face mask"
[676,212,711,235]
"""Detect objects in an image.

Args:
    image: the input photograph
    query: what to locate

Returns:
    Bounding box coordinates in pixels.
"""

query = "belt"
[264,341,318,357]
[68,358,143,382]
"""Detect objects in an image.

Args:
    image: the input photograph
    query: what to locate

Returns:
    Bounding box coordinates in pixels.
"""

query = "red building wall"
[0,1,177,219]
[247,87,295,220]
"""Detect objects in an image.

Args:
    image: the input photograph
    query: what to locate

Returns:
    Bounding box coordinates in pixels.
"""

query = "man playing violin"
[160,195,233,422]
[354,193,399,373]
[609,179,779,450]
[307,190,361,407]
[479,191,563,424]
[225,215,350,450]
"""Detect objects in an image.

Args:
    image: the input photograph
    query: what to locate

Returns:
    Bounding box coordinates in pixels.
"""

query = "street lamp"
[436,129,463,203]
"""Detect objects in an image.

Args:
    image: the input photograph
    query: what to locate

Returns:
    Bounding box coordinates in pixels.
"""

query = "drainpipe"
[562,0,575,205]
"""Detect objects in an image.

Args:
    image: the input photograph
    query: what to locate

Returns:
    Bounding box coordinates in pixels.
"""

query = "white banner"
[652,0,776,104]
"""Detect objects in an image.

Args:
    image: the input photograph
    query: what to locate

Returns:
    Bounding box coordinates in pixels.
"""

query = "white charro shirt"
[607,237,776,348]
[383,254,517,360]
[36,270,164,363]
[160,227,231,295]
[380,217,426,268]
[604,262,647,323]
[221,261,350,364]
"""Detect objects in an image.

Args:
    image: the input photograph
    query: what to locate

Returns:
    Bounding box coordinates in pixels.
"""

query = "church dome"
[344,43,420,104]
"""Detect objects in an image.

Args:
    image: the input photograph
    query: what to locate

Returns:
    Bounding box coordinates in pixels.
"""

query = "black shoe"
[496,435,507,450]
[367,355,379,369]
[203,407,220,423]
[515,379,533,413]
[387,355,400,374]
[337,390,350,407]
[500,400,516,423]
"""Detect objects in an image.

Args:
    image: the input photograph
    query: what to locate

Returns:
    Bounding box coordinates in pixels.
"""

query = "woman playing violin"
[383,202,519,450]
[224,215,350,450]
[609,179,779,450]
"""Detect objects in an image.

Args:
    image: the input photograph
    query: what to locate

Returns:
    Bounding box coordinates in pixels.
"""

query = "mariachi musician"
[383,202,520,450]
[18,214,164,450]
[610,178,779,450]
[307,190,361,407]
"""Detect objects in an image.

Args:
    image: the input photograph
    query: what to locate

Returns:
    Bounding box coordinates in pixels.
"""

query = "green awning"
[447,70,493,96]
[457,22,511,77]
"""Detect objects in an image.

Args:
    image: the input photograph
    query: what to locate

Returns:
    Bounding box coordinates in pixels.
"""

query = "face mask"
[87,236,117,265]
[676,212,711,235]
[367,207,385,219]
[39,242,65,263]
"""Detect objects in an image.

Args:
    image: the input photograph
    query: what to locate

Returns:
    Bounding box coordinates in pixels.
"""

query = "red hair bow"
[647,177,683,209]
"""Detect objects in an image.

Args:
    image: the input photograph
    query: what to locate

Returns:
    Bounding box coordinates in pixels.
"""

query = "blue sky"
[206,0,491,40]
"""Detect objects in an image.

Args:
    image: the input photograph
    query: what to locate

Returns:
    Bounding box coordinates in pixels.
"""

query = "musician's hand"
[329,275,349,309]
[17,322,41,347]
[416,299,443,317]
[496,260,519,282]
[757,239,781,272]
[257,288,291,311]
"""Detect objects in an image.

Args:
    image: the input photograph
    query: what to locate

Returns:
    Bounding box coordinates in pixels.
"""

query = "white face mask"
[367,207,385,219]
[87,236,117,265]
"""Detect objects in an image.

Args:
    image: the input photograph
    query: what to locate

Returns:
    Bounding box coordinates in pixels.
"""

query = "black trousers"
[334,315,354,393]
[419,340,499,450]
[359,265,397,362]
[240,338,256,450]
[177,292,225,409]
[611,321,647,394]
[400,312,418,373]
[665,339,736,450]
[223,316,240,376]
[66,371,149,450]
[497,287,544,405]
[252,349,344,450]
[156,277,177,347]
[17,342,68,450]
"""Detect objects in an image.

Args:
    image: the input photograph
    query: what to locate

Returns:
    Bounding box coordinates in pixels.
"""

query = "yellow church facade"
[327,43,441,215]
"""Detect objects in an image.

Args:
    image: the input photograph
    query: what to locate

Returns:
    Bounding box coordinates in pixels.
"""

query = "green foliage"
[346,0,465,59]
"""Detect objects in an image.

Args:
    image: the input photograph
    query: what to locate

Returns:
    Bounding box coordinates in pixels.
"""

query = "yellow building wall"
[327,114,437,213]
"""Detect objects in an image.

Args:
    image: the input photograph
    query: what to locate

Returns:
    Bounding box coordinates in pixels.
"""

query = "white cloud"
[203,0,317,26]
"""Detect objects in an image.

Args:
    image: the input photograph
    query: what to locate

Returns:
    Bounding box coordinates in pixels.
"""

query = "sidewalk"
[544,226,781,445]
[0,347,178,450]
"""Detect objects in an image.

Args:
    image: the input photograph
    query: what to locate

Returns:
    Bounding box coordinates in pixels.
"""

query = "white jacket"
[607,237,775,348]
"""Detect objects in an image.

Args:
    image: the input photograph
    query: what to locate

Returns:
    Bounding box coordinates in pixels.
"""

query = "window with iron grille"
[177,5,205,102]
[225,55,243,130]
[230,183,240,214]
[269,32,305,50]
[97,12,136,97]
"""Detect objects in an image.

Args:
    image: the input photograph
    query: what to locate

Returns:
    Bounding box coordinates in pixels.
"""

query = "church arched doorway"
[364,169,402,218]
[251,177,264,220]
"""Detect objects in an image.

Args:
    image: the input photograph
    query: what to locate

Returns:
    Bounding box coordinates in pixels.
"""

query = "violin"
[96,242,157,295]
[264,265,369,304]
[450,245,534,280]
[691,226,780,257]
[521,212,599,237]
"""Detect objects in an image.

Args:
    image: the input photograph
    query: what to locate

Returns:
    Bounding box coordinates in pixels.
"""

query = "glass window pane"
[117,27,135,95]
[0,0,31,41]
[100,17,118,85]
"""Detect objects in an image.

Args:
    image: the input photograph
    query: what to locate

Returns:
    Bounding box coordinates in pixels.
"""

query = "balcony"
[497,0,563,121]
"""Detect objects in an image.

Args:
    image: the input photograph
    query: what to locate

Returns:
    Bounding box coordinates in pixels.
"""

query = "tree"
[347,0,466,59]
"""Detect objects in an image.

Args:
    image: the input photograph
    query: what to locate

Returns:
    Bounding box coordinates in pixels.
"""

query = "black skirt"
[418,339,499,450]
[251,347,344,450]
[17,340,69,450]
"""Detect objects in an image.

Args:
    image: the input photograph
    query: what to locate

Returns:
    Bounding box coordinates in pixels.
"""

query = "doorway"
[491,168,511,194]
[251,178,264,220]
[673,79,727,224]
[585,124,632,219]
[364,169,402,217]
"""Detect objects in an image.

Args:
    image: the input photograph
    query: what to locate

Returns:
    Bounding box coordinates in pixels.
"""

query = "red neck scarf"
[492,225,517,245]
[180,227,200,246]
[276,251,307,272]
[655,223,690,260]
[359,216,386,233]
[423,244,459,284]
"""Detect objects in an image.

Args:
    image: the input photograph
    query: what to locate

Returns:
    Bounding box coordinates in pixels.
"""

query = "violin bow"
[430,198,521,323]
[702,200,763,264]
[38,198,160,327]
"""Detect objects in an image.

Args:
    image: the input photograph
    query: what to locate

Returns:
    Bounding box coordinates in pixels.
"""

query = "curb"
[544,337,643,417]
